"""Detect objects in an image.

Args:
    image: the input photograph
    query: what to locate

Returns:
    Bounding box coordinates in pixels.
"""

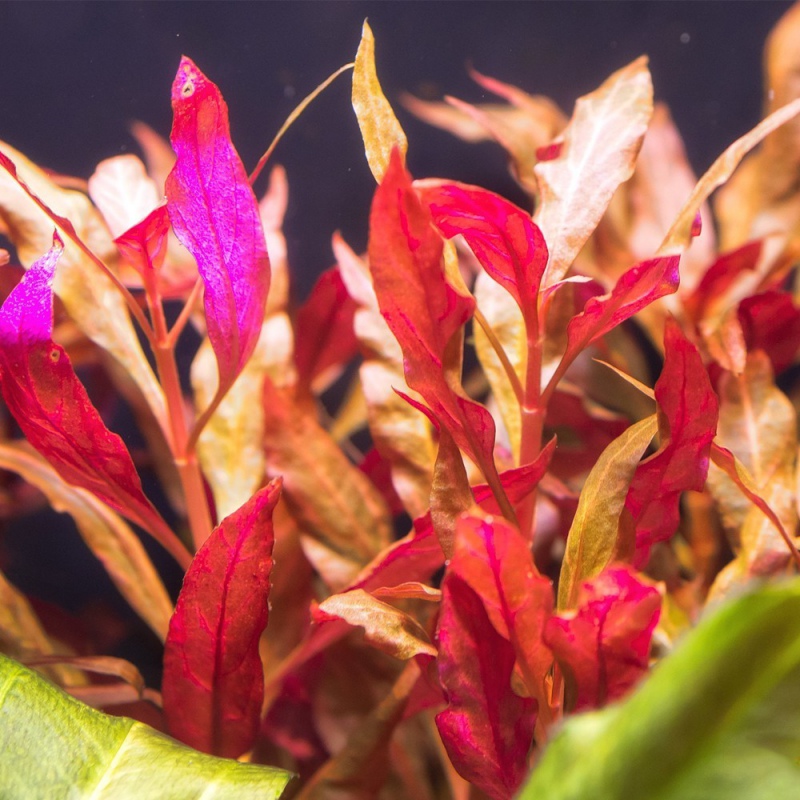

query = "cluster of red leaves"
[2,8,800,799]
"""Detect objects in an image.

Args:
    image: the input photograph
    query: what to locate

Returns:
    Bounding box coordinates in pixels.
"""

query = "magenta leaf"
[0,234,188,568]
[436,574,536,800]
[418,180,549,328]
[550,254,680,392]
[543,565,661,712]
[166,56,270,392]
[625,319,719,565]
[368,149,502,492]
[162,479,281,758]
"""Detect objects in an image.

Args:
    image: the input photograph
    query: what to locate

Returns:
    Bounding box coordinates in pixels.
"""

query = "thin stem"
[144,272,213,551]
[249,63,355,187]
[473,307,524,407]
[166,275,204,348]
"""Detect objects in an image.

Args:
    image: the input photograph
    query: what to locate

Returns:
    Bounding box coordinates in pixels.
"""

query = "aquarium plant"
[2,6,800,799]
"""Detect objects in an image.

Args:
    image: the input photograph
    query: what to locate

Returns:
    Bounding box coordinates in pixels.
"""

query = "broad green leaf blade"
[0,654,292,799]
[518,580,800,800]
[352,20,408,182]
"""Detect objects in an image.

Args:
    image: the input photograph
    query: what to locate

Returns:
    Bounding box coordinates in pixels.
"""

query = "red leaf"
[162,479,281,757]
[683,240,761,323]
[550,255,680,391]
[166,56,270,392]
[0,234,188,568]
[543,565,660,712]
[368,150,501,490]
[625,320,719,565]
[738,290,800,375]
[451,513,554,714]
[417,181,548,328]
[294,266,358,391]
[436,575,536,800]
[114,205,170,277]
[349,513,444,593]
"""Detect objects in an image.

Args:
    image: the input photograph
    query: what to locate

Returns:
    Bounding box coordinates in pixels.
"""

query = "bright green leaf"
[519,580,800,800]
[0,654,293,799]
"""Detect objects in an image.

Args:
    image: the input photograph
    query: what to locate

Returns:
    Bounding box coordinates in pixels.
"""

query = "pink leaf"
[738,290,800,375]
[162,479,281,757]
[436,575,536,800]
[0,234,188,568]
[166,56,270,392]
[625,319,719,565]
[543,565,660,712]
[114,205,170,278]
[418,181,548,328]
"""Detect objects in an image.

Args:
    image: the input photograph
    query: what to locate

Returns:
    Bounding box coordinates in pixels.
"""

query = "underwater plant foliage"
[2,6,800,798]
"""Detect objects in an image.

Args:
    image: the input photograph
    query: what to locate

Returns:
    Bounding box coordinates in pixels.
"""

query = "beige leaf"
[536,57,653,286]
[335,233,435,519]
[352,20,408,182]
[0,443,173,642]
[0,141,166,430]
[706,352,797,547]
[317,589,436,659]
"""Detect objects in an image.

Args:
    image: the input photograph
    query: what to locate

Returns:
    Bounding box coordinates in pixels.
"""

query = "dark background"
[0,0,794,680]
[0,1,793,300]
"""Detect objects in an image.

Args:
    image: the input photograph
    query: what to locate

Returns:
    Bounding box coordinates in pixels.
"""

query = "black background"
[0,1,793,299]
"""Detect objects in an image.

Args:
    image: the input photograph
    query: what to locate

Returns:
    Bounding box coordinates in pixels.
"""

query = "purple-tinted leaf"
[162,479,281,758]
[543,565,661,712]
[166,56,270,392]
[436,575,536,800]
[418,181,548,328]
[626,320,719,565]
[0,234,188,568]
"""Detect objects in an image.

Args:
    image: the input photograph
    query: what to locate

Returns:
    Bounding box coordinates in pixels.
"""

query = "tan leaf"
[473,271,525,462]
[193,168,294,520]
[335,233,435,519]
[706,352,797,551]
[0,442,173,641]
[317,589,436,659]
[263,379,392,591]
[558,415,658,609]
[0,570,79,685]
[352,20,408,182]
[536,57,653,286]
[0,141,167,430]
[660,96,800,256]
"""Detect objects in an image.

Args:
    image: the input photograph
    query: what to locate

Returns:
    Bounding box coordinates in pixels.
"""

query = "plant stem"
[145,274,213,551]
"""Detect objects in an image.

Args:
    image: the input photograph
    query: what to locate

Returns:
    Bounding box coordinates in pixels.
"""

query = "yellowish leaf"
[558,415,658,609]
[352,20,408,182]
[317,589,436,659]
